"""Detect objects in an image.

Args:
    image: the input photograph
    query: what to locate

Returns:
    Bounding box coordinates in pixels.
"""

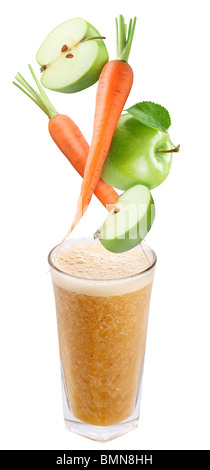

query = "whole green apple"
[101,113,174,190]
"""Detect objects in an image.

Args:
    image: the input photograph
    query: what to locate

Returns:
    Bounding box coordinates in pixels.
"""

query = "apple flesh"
[94,185,155,253]
[36,18,108,93]
[101,114,173,190]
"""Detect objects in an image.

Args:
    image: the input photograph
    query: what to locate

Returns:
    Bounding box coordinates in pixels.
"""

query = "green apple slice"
[36,18,109,93]
[94,185,155,253]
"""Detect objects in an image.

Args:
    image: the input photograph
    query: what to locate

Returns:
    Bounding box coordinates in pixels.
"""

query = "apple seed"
[61,44,68,52]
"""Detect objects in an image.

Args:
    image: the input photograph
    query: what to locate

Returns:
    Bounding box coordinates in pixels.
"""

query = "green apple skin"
[101,114,173,190]
[36,18,109,94]
[96,185,155,253]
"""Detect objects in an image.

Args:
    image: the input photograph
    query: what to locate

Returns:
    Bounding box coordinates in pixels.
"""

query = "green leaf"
[126,101,171,132]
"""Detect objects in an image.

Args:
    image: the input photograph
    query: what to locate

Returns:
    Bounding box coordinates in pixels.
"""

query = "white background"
[1,0,210,451]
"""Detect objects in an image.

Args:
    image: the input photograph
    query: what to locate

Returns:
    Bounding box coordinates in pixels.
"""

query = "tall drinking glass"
[48,237,156,441]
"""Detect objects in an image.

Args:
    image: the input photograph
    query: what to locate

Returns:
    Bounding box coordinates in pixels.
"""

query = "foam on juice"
[49,239,156,296]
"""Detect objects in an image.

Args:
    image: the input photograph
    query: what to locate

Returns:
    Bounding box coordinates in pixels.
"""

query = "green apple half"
[36,18,109,93]
[101,114,173,190]
[94,185,155,253]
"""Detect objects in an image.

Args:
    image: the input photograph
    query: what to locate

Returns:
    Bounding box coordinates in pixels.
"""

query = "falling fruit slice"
[36,18,109,93]
[94,185,155,253]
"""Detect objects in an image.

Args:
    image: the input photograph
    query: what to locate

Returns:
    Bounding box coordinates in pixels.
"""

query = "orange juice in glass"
[48,237,156,441]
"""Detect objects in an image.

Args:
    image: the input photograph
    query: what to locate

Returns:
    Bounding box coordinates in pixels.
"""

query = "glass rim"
[48,237,157,283]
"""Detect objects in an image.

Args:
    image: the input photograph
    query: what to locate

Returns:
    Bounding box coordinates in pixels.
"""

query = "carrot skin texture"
[72,60,133,228]
[49,114,89,178]
[48,114,118,210]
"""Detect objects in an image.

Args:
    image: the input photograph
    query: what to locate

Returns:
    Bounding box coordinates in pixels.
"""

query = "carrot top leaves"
[13,65,58,119]
[116,14,137,62]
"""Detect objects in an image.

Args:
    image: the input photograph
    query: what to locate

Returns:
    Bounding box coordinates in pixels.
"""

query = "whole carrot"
[13,65,118,210]
[70,15,136,233]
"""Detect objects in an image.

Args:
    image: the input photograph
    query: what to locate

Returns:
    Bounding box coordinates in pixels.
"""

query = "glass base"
[61,362,144,442]
[64,417,139,442]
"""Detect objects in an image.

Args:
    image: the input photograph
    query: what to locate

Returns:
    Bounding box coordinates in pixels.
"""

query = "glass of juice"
[48,237,156,441]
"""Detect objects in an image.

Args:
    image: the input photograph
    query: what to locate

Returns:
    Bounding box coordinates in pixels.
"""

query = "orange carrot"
[13,65,118,211]
[48,114,118,209]
[70,15,136,233]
